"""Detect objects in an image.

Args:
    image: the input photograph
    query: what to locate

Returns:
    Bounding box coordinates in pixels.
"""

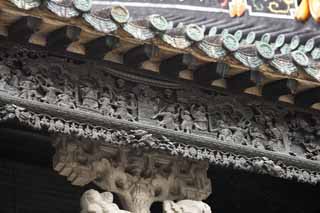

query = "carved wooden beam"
[159,54,194,78]
[295,87,320,108]
[7,16,42,43]
[46,26,81,51]
[262,79,298,102]
[226,70,262,93]
[84,35,120,60]
[123,44,158,67]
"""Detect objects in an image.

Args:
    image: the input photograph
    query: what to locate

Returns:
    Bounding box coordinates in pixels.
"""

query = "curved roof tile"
[7,0,320,82]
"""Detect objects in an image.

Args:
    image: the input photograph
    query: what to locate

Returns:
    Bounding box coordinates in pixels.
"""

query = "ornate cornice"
[1,102,320,185]
[0,46,320,184]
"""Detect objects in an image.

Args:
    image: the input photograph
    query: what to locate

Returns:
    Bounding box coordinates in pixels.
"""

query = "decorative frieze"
[0,46,320,159]
[1,46,320,183]
[1,103,320,185]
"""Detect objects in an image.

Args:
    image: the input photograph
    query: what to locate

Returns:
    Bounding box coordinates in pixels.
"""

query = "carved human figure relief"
[0,65,18,94]
[1,47,320,163]
[191,104,208,131]
[81,189,131,213]
[80,80,99,111]
[163,200,212,213]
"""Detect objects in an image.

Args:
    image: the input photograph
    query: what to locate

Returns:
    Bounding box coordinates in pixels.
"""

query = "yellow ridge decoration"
[296,0,320,23]
[309,0,320,22]
[268,0,293,14]
[229,0,248,17]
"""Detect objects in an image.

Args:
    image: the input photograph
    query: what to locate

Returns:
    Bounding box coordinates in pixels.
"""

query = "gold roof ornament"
[229,0,248,17]
[296,0,320,23]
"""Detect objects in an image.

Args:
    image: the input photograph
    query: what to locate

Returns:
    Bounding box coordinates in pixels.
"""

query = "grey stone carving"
[81,189,131,213]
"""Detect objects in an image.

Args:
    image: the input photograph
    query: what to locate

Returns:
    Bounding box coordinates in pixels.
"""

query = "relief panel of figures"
[0,46,319,162]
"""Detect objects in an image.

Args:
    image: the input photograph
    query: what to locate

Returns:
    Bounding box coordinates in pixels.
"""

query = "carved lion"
[163,200,212,213]
[80,189,131,213]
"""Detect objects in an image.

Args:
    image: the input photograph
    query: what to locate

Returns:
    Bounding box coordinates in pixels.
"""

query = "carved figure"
[40,78,63,104]
[0,65,12,91]
[127,93,138,119]
[113,95,135,121]
[249,127,267,149]
[181,110,193,133]
[191,105,208,131]
[232,128,248,145]
[81,189,131,213]
[219,127,233,142]
[164,88,173,99]
[9,70,21,90]
[80,81,99,110]
[115,78,126,95]
[99,92,114,117]
[153,105,180,130]
[56,93,76,109]
[19,76,41,101]
[304,143,320,160]
[55,80,76,109]
[163,200,211,213]
[212,121,234,143]
[265,116,288,152]
[152,97,161,113]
